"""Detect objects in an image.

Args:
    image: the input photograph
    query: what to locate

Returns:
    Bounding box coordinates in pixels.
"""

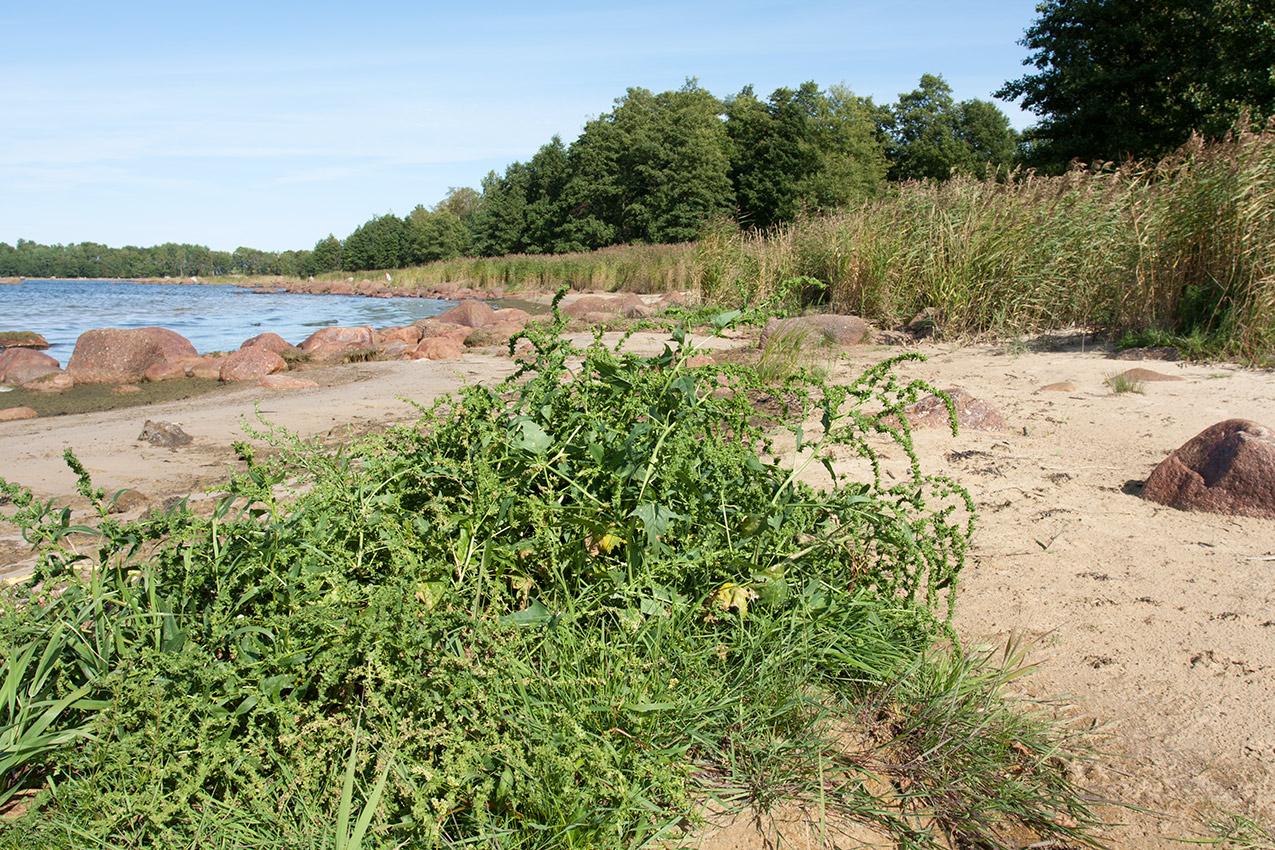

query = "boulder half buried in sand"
[1143,419,1275,519]
[891,387,1006,432]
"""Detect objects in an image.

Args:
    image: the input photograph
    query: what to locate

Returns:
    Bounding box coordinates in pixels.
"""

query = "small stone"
[23,373,73,393]
[107,490,150,514]
[113,384,142,394]
[0,406,38,421]
[1039,381,1078,392]
[890,387,1006,432]
[138,420,193,447]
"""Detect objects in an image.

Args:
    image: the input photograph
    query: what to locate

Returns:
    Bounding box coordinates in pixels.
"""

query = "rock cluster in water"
[0,291,692,400]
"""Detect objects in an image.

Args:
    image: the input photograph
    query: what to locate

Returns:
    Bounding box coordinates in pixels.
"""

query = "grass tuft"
[1105,372,1146,394]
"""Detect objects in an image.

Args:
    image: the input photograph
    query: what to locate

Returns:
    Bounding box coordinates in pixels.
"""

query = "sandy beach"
[2,327,1273,847]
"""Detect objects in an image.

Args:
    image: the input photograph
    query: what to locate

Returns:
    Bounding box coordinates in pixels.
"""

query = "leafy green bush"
[0,308,1098,848]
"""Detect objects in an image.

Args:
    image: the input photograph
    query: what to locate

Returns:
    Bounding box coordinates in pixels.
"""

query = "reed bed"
[698,127,1275,362]
[361,242,700,293]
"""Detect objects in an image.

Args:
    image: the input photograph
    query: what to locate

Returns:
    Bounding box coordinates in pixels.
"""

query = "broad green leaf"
[510,418,552,454]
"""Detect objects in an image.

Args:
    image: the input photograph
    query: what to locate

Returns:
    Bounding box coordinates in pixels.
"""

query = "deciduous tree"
[997,0,1275,169]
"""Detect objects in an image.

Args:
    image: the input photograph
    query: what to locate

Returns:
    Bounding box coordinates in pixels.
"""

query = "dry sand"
[2,328,1272,848]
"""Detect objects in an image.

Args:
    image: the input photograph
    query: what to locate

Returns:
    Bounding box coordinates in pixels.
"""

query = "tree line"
[4,0,1271,279]
[0,239,318,280]
[0,73,1016,278]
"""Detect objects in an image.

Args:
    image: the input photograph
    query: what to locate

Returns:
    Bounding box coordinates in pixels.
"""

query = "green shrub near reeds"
[0,307,1100,848]
[696,127,1275,363]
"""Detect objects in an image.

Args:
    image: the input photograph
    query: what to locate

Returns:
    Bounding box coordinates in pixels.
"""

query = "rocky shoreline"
[4,274,509,303]
[0,289,687,421]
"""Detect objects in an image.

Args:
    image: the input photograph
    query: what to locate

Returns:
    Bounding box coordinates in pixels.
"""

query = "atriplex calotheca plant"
[0,306,1099,848]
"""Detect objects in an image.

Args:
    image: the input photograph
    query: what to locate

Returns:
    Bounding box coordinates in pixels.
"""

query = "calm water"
[1,280,455,356]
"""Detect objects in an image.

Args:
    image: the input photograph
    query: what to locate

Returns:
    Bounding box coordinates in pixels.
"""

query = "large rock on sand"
[136,326,198,363]
[66,327,196,384]
[67,329,167,384]
[0,407,38,422]
[220,346,287,382]
[257,374,319,390]
[411,337,465,360]
[1143,419,1275,519]
[0,348,61,385]
[433,300,494,328]
[240,332,299,355]
[563,294,654,320]
[299,326,376,361]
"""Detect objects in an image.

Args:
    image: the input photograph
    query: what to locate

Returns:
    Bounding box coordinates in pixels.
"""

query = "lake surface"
[1,280,455,356]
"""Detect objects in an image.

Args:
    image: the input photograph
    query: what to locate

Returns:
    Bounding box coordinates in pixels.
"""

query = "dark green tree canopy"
[311,234,343,274]
[342,213,406,272]
[998,0,1275,169]
[559,82,735,250]
[885,74,1019,181]
[405,206,470,264]
[726,81,889,229]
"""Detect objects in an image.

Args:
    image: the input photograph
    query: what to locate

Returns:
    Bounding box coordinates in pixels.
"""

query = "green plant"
[0,310,1101,849]
[1199,811,1275,848]
[755,326,835,384]
[1105,372,1146,394]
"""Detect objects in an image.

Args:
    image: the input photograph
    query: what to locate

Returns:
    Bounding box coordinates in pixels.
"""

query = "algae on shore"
[0,378,228,418]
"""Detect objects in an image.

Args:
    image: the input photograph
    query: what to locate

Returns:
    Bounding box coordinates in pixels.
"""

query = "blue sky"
[1,1,1043,253]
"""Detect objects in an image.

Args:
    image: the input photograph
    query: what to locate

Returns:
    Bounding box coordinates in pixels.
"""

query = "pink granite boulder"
[23,373,73,392]
[136,327,198,363]
[562,295,620,320]
[1143,419,1275,519]
[890,387,1006,432]
[240,332,300,355]
[376,326,423,345]
[464,321,530,347]
[299,326,376,360]
[0,331,49,350]
[67,328,168,384]
[489,308,532,327]
[414,320,473,344]
[411,337,465,360]
[0,348,61,385]
[0,406,38,422]
[220,347,287,382]
[433,300,495,328]
[187,355,228,380]
[144,362,187,382]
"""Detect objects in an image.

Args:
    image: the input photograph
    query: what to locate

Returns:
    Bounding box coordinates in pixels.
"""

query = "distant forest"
[5,0,1273,281]
[0,74,1017,279]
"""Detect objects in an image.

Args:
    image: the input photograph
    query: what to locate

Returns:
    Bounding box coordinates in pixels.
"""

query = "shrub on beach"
[0,304,1099,849]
